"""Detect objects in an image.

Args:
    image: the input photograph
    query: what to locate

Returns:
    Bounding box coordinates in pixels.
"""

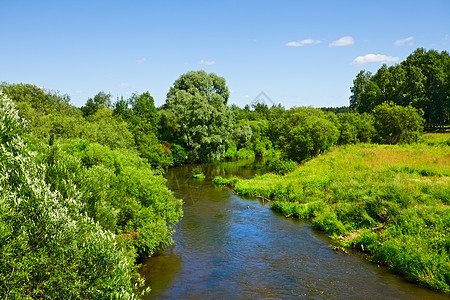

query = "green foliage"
[225,114,276,160]
[373,102,424,144]
[369,206,450,291]
[113,91,170,169]
[212,176,238,187]
[252,137,273,158]
[320,106,350,114]
[165,70,234,161]
[266,157,297,175]
[1,82,183,263]
[353,231,380,254]
[0,94,146,298]
[133,123,171,170]
[236,147,255,159]
[338,112,376,144]
[114,92,159,131]
[192,166,205,179]
[350,48,450,127]
[169,143,188,166]
[84,108,136,149]
[81,91,112,117]
[284,109,339,162]
[350,70,375,113]
[224,143,237,159]
[233,124,253,149]
[0,82,82,140]
[42,139,183,257]
[129,92,159,128]
[312,210,348,236]
[0,82,72,115]
[158,109,179,143]
[264,107,340,162]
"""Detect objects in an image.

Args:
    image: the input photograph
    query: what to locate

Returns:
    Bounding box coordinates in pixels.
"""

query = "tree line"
[350,48,450,128]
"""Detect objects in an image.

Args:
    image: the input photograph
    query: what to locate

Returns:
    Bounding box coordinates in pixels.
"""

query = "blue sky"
[1,1,449,108]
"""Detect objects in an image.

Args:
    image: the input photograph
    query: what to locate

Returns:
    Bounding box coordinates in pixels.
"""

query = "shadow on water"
[140,160,449,300]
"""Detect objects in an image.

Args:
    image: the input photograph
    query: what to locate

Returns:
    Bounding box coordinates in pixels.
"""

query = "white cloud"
[119,82,130,87]
[75,90,83,94]
[394,36,414,47]
[198,60,216,65]
[352,54,399,65]
[136,58,147,64]
[285,39,321,47]
[329,36,355,47]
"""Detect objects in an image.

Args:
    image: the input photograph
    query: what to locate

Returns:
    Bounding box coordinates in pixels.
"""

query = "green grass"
[213,176,238,187]
[225,134,450,293]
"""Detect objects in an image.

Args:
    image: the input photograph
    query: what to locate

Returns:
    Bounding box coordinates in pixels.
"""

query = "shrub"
[286,116,339,162]
[266,158,297,175]
[373,102,424,144]
[213,176,238,187]
[192,166,205,179]
[224,143,237,159]
[338,112,376,144]
[170,143,188,166]
[236,147,255,159]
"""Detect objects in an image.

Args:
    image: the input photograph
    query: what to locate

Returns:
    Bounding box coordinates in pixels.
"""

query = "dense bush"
[373,102,424,144]
[169,143,188,166]
[0,94,145,298]
[266,157,297,175]
[338,112,376,144]
[285,114,339,162]
[41,139,183,257]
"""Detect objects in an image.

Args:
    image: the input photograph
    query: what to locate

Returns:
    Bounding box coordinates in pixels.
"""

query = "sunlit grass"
[227,133,450,293]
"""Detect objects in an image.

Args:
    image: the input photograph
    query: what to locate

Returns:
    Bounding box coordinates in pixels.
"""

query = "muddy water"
[140,161,448,299]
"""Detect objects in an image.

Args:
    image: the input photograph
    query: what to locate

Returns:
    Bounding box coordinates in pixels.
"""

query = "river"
[140,161,449,299]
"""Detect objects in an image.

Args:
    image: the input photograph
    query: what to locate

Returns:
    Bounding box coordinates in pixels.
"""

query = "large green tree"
[164,70,234,161]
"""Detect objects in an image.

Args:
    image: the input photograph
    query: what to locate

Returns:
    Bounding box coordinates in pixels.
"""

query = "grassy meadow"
[215,133,450,292]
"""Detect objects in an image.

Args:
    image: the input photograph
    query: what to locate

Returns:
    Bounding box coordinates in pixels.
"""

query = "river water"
[140,161,449,299]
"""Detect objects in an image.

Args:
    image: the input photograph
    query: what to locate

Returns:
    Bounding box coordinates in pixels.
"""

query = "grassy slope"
[230,133,450,292]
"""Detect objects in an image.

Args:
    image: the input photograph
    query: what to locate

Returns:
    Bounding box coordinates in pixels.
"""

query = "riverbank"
[215,133,450,293]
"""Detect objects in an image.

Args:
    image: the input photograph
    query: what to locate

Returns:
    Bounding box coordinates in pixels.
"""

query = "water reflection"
[141,161,449,299]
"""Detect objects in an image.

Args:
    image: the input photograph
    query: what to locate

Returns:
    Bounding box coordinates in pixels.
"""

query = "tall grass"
[226,135,450,292]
